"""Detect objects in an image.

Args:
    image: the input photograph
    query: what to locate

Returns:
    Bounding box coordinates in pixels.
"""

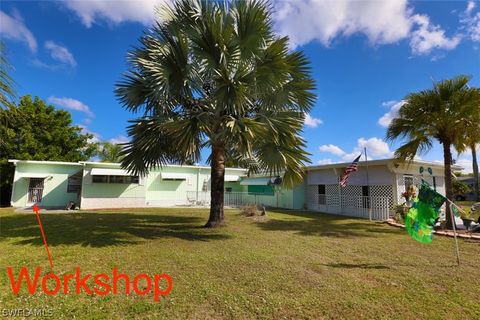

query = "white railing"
[309,194,390,221]
[186,191,280,208]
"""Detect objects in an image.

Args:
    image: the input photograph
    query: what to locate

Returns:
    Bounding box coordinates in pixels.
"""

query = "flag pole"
[364,147,372,220]
[446,198,461,266]
[412,176,461,266]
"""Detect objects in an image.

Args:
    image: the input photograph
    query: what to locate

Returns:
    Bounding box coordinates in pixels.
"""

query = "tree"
[0,95,97,206]
[387,75,480,229]
[116,0,315,227]
[452,180,471,200]
[455,90,480,201]
[98,142,124,163]
[0,41,16,110]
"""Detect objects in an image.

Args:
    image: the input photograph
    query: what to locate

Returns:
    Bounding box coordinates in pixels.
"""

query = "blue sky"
[1,0,479,171]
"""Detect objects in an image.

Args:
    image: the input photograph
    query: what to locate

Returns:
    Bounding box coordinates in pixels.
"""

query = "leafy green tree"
[0,95,97,206]
[387,75,480,229]
[116,0,315,227]
[98,142,124,163]
[452,180,471,199]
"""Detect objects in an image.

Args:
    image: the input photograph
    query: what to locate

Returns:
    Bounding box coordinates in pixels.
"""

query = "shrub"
[394,204,406,224]
[241,204,259,217]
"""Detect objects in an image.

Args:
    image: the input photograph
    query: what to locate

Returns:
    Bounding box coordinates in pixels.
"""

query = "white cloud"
[378,100,406,128]
[274,0,413,48]
[109,135,129,144]
[304,113,323,128]
[274,0,460,56]
[78,125,101,143]
[0,10,37,52]
[356,137,392,158]
[320,137,393,162]
[319,144,345,156]
[460,1,480,42]
[47,96,95,118]
[45,41,77,67]
[62,0,170,27]
[317,158,334,165]
[409,14,461,55]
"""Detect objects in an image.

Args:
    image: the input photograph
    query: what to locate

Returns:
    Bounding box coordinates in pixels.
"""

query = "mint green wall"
[11,163,82,208]
[82,182,145,198]
[82,164,145,199]
[292,184,305,209]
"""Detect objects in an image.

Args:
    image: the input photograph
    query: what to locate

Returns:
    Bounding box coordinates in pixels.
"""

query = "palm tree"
[116,0,315,227]
[0,41,16,110]
[387,75,480,229]
[455,90,480,201]
[98,142,124,163]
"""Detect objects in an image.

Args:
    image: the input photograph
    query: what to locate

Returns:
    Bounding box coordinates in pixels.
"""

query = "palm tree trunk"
[205,144,225,227]
[443,141,454,229]
[472,143,479,201]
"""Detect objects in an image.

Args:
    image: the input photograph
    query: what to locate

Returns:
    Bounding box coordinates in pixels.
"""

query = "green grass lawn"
[456,201,480,221]
[1,207,479,319]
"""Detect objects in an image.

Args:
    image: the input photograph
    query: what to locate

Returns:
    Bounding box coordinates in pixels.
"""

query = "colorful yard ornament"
[405,181,446,243]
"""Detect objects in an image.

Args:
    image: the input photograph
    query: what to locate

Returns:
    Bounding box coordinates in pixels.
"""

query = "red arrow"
[33,203,54,268]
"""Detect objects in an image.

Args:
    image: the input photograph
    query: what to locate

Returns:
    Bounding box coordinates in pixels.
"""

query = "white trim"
[306,158,463,171]
[161,172,189,180]
[8,159,83,166]
[225,175,240,182]
[240,177,272,186]
[16,172,50,178]
[80,161,247,171]
[90,168,134,176]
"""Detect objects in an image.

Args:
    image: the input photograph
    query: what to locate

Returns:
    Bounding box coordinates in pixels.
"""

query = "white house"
[305,159,462,220]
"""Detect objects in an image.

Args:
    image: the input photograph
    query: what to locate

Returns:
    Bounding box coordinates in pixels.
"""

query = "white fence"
[186,191,282,208]
[308,194,391,221]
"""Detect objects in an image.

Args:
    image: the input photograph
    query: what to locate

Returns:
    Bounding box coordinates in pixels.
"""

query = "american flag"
[339,154,362,187]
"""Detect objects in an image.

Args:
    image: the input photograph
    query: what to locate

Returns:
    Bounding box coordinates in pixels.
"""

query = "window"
[247,185,274,195]
[92,175,108,183]
[67,171,82,193]
[318,184,326,205]
[362,186,370,209]
[92,175,139,184]
[225,187,232,193]
[404,175,414,192]
[28,178,44,203]
[110,175,125,184]
[432,176,437,190]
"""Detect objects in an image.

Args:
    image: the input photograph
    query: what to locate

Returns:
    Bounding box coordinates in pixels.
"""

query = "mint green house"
[8,160,305,210]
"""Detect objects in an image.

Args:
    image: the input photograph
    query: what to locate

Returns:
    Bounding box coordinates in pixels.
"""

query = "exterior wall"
[11,163,82,208]
[81,164,246,208]
[306,165,395,220]
[394,164,446,206]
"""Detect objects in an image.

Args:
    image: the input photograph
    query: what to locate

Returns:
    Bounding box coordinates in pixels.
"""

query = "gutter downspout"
[80,162,86,210]
[10,161,17,207]
[196,168,200,203]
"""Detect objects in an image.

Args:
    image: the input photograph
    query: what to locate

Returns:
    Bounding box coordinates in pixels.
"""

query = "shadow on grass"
[321,263,391,269]
[255,209,402,238]
[0,211,231,247]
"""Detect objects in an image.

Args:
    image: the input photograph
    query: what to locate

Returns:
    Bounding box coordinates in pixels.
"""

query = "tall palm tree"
[455,90,480,201]
[116,0,315,227]
[0,41,16,110]
[387,75,480,229]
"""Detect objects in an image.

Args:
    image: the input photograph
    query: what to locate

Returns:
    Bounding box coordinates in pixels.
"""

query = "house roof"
[306,158,463,171]
[8,159,83,166]
[8,159,247,172]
